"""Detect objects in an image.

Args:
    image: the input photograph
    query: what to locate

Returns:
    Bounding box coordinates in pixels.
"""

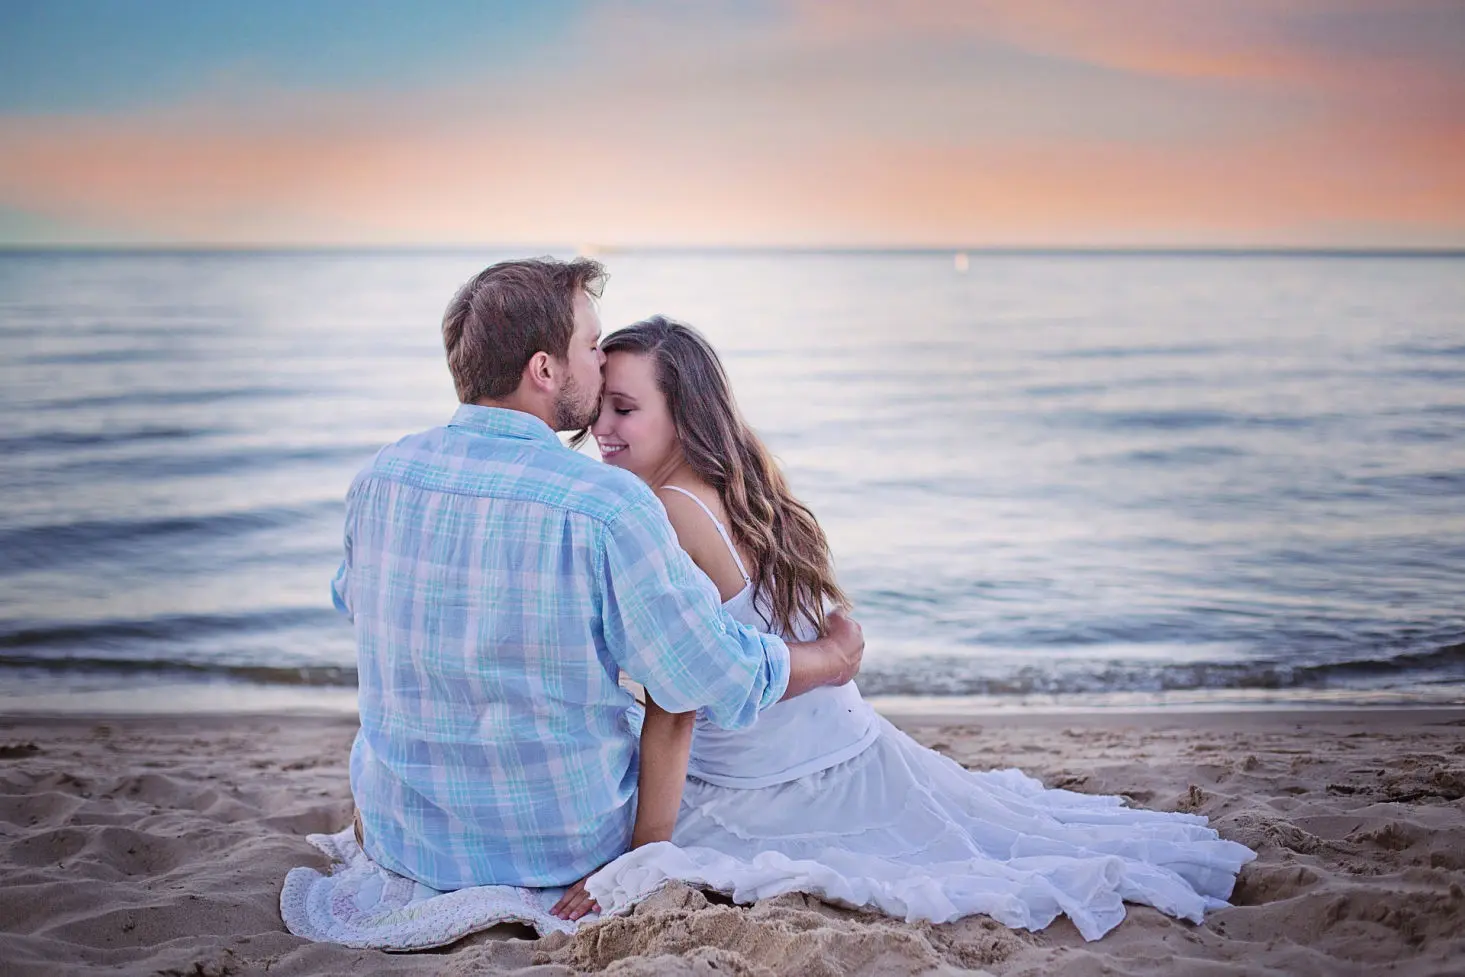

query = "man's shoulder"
[348,425,449,484]
[548,448,662,523]
[352,425,659,526]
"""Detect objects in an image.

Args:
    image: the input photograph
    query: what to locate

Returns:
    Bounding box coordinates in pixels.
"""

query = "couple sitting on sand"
[330,256,1253,940]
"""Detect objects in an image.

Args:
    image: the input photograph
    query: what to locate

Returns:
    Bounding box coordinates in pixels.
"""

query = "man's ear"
[524,351,556,395]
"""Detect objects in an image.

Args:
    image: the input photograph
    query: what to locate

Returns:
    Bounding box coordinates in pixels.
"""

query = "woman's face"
[592,350,680,482]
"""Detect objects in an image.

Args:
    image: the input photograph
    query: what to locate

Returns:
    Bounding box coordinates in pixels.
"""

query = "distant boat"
[953,251,969,273]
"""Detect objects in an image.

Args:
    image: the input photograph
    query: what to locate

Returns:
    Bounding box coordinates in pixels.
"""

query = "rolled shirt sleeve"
[597,495,790,729]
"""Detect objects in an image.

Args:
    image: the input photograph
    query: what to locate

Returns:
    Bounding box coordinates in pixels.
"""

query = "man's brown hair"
[442,257,607,403]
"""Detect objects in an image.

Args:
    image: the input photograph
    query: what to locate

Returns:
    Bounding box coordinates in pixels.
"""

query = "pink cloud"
[0,1,1461,246]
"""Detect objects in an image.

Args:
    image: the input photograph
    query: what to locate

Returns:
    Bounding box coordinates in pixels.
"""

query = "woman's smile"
[596,437,629,461]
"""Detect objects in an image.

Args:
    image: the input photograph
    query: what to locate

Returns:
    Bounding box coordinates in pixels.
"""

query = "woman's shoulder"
[655,481,726,551]
[655,481,748,599]
[655,481,724,521]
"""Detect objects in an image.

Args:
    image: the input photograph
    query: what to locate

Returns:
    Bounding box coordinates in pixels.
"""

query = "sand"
[2,707,1463,977]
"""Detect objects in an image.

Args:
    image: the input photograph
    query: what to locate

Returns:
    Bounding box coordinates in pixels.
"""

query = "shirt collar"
[447,404,563,447]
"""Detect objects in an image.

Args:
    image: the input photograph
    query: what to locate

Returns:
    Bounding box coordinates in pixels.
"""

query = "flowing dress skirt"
[589,717,1255,941]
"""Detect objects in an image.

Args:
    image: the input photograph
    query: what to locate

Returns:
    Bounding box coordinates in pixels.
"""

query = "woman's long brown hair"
[598,316,849,636]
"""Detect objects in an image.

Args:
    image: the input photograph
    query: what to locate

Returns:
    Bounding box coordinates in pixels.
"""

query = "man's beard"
[553,371,601,431]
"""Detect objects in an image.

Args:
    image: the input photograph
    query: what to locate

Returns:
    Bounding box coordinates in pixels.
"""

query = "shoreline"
[1,678,1461,719]
[6,704,1465,729]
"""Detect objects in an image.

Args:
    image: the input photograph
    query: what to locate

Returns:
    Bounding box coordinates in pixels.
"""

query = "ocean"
[2,249,1462,713]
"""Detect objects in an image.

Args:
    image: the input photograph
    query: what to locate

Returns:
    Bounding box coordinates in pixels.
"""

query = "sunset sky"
[2,0,1463,248]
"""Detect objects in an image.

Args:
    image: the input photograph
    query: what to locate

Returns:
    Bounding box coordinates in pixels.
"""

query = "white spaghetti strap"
[660,485,751,584]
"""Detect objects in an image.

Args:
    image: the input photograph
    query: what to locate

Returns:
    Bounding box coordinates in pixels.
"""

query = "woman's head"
[590,316,848,635]
[591,317,730,484]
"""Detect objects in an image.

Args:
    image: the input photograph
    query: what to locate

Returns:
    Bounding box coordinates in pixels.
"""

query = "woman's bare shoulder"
[655,483,746,600]
[655,483,724,553]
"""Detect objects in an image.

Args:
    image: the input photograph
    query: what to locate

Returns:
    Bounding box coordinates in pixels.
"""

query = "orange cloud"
[1,1,1461,247]
[3,102,1458,247]
[794,1,1465,88]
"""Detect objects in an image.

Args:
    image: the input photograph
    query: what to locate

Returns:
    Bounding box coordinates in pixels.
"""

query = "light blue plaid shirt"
[332,405,790,890]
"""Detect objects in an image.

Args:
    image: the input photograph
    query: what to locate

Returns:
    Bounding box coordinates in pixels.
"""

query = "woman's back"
[658,485,881,788]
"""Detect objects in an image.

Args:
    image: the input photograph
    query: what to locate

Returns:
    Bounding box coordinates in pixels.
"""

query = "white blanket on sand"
[280,829,912,951]
[281,828,595,949]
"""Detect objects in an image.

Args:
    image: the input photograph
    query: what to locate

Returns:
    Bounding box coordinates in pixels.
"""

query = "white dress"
[590,488,1255,941]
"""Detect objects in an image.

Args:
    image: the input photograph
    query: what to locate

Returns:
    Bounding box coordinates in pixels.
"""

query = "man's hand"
[823,609,864,686]
[781,609,865,700]
[549,874,600,921]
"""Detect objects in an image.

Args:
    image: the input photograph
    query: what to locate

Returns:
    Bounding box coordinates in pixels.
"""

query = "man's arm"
[597,496,863,729]
[598,495,785,728]
[653,486,864,706]
[781,610,864,701]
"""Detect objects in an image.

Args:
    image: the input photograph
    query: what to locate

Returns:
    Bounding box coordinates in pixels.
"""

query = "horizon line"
[2,243,1464,259]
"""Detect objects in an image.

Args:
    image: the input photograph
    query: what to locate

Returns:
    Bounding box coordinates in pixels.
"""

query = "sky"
[1,0,1463,248]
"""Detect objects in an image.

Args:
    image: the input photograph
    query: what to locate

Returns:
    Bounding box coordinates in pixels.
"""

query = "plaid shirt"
[331,405,789,890]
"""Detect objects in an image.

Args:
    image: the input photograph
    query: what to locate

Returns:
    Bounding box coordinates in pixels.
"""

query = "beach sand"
[2,707,1463,976]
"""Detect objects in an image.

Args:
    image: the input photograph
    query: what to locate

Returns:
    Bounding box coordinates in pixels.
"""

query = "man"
[331,257,864,917]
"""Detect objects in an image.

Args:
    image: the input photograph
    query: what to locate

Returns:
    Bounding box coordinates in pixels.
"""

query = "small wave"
[19,347,201,366]
[1389,367,1465,382]
[1416,404,1465,418]
[33,386,304,411]
[1110,445,1246,466]
[1385,427,1454,444]
[12,443,380,484]
[6,631,1460,698]
[1046,344,1222,361]
[9,643,1460,697]
[858,641,1465,697]
[1389,343,1465,358]
[0,653,356,687]
[0,502,339,575]
[1294,643,1465,682]
[1353,471,1465,497]
[1021,382,1111,398]
[0,607,338,651]
[1048,408,1319,433]
[0,427,209,456]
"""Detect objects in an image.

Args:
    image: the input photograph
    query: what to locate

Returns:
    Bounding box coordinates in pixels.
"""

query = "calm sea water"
[2,250,1463,710]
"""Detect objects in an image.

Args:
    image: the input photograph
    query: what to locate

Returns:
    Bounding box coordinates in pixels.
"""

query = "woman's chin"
[598,450,656,484]
[599,451,634,472]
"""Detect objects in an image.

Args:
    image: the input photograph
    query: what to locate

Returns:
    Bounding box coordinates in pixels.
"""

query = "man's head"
[442,257,608,430]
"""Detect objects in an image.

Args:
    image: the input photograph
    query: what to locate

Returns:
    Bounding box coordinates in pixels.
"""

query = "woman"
[581,316,1253,941]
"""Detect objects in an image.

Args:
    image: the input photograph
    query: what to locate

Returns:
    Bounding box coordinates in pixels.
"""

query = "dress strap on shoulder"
[660,485,751,584]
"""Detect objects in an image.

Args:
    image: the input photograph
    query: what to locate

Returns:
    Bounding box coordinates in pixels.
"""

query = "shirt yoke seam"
[364,465,650,526]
